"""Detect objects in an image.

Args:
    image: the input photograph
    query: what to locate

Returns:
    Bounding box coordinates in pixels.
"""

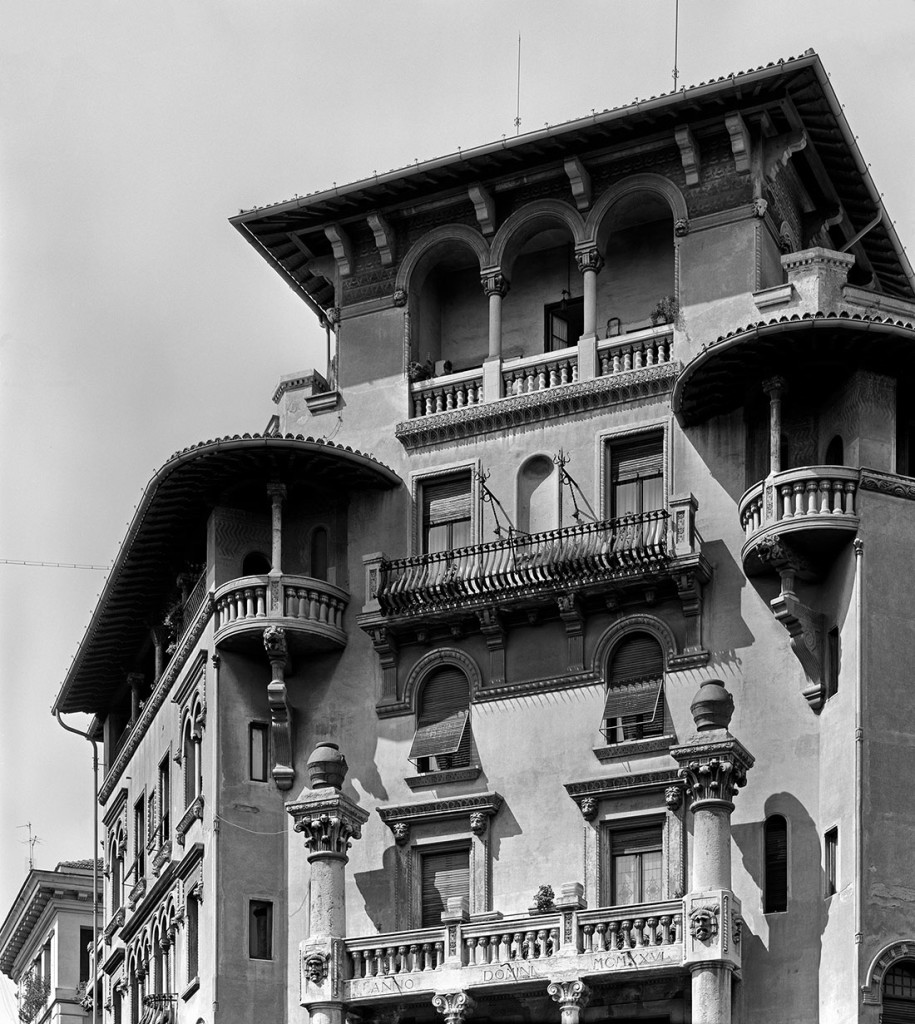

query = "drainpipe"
[54,712,99,1024]
[841,210,883,255]
[854,538,864,945]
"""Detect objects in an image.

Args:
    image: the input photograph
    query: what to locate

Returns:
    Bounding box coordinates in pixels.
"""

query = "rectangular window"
[249,723,269,782]
[248,900,273,960]
[79,927,92,983]
[605,824,664,906]
[134,796,146,881]
[544,295,584,352]
[158,756,171,845]
[421,473,472,554]
[607,434,664,518]
[603,679,664,744]
[420,846,470,927]
[825,827,838,897]
[826,627,839,699]
[187,895,199,980]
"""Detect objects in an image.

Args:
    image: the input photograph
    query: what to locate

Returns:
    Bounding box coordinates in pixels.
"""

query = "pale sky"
[1,0,914,1004]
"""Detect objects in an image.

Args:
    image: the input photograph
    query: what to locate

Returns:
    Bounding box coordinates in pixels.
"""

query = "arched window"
[764,814,789,913]
[517,456,556,535]
[182,705,203,809]
[884,960,915,1022]
[602,632,665,744]
[409,666,472,773]
[825,435,845,465]
[310,528,328,581]
[109,830,124,914]
[242,551,271,576]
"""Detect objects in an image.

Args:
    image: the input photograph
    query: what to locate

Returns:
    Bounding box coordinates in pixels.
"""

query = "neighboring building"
[0,862,100,1024]
[52,49,915,1024]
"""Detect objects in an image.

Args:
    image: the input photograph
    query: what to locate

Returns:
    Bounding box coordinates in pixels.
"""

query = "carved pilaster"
[432,992,475,1024]
[476,607,505,686]
[557,592,584,672]
[675,569,704,655]
[367,626,399,703]
[287,791,370,863]
[264,626,294,790]
[547,979,591,1024]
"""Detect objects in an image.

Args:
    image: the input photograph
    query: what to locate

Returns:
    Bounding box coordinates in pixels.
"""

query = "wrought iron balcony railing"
[375,511,669,616]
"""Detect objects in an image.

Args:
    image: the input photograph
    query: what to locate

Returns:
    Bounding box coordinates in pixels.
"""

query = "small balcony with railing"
[342,899,685,1006]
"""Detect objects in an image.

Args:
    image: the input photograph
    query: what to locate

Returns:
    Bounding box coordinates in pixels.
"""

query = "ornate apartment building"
[50,50,915,1024]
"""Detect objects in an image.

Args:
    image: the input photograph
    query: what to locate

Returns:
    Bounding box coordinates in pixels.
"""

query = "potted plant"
[650,295,680,326]
[530,884,555,914]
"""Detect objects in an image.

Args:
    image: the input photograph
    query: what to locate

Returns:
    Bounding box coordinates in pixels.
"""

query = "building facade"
[0,862,100,1024]
[52,50,915,1023]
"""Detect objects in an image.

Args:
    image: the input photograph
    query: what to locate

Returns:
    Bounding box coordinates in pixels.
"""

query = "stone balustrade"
[462,914,561,964]
[346,928,445,979]
[739,466,860,541]
[502,350,578,396]
[213,573,348,648]
[597,326,673,377]
[411,368,484,418]
[579,901,682,951]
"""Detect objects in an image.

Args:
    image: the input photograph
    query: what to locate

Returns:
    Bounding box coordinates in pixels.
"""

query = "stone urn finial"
[306,742,348,790]
[689,679,734,732]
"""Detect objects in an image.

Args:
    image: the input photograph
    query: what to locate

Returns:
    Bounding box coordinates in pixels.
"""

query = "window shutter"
[421,848,470,926]
[423,475,472,526]
[611,436,663,482]
[410,667,471,767]
[602,679,663,724]
[418,667,469,726]
[764,816,788,912]
[610,826,662,856]
[610,633,664,683]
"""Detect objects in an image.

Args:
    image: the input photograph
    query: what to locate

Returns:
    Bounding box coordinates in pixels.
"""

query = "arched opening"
[517,456,556,534]
[310,527,328,581]
[884,960,915,1022]
[242,551,271,576]
[595,192,675,335]
[763,814,789,913]
[825,434,845,465]
[412,241,488,375]
[602,631,665,744]
[410,666,472,773]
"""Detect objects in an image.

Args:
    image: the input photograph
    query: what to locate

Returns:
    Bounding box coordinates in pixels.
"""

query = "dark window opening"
[310,527,329,581]
[421,473,472,555]
[608,825,663,906]
[420,846,470,927]
[826,627,840,699]
[764,815,788,913]
[884,960,915,1023]
[825,435,844,465]
[158,756,170,845]
[79,927,92,983]
[249,723,269,782]
[825,826,838,897]
[248,900,273,960]
[544,295,584,351]
[603,632,665,744]
[607,434,664,518]
[242,551,271,576]
[133,797,146,882]
[410,667,472,773]
[187,896,199,980]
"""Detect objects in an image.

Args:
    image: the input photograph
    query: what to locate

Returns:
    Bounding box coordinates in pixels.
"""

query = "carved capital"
[481,271,509,298]
[287,791,370,862]
[673,743,753,812]
[575,248,604,275]
[432,992,475,1024]
[548,979,591,1022]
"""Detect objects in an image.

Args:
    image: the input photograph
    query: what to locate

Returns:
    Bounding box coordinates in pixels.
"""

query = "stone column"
[287,744,369,1024]
[672,680,755,1024]
[761,377,787,475]
[481,269,509,403]
[547,979,590,1024]
[575,246,604,382]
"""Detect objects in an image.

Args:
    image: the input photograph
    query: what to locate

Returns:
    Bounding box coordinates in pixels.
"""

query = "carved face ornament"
[689,906,719,943]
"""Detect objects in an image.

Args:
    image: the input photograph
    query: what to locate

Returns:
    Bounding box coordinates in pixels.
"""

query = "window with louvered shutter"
[607,434,663,517]
[410,667,471,771]
[603,632,665,744]
[884,962,915,1023]
[420,847,470,926]
[421,473,472,554]
[764,815,788,913]
[605,823,663,906]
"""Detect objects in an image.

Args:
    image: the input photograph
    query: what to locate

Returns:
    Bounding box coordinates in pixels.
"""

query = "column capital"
[548,979,591,1023]
[481,269,510,298]
[286,789,369,862]
[432,991,476,1024]
[266,480,287,501]
[671,738,754,811]
[574,246,604,274]
[761,375,788,397]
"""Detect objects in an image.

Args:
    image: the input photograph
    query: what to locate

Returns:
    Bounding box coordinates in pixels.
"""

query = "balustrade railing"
[597,327,673,377]
[378,511,668,614]
[462,914,561,964]
[214,574,347,633]
[346,928,445,979]
[502,350,577,396]
[739,466,859,540]
[578,901,682,950]
[411,369,484,418]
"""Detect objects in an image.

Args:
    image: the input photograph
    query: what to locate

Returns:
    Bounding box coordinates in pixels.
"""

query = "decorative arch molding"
[591,614,678,676]
[862,940,915,1004]
[402,647,483,714]
[586,173,689,240]
[490,199,588,276]
[395,224,491,294]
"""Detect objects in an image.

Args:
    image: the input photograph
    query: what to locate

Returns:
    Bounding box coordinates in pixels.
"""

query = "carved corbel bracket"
[476,607,506,686]
[760,129,807,183]
[564,156,592,210]
[468,184,496,236]
[724,112,751,174]
[324,223,354,277]
[264,626,295,790]
[366,213,395,266]
[674,125,701,186]
[670,569,710,667]
[367,625,399,703]
[557,592,585,672]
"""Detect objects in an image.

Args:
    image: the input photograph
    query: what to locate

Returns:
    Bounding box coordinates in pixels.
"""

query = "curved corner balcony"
[739,466,860,576]
[214,574,348,652]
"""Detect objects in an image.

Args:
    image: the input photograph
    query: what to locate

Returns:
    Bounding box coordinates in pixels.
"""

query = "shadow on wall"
[353,845,399,933]
[701,539,755,658]
[731,792,832,1022]
[681,409,751,506]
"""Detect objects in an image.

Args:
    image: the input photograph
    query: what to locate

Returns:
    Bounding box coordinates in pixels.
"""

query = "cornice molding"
[378,792,503,829]
[564,768,681,804]
[859,468,915,502]
[99,597,214,803]
[394,363,679,450]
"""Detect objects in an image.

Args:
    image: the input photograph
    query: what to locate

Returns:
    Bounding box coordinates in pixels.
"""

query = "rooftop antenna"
[17,823,42,870]
[672,0,680,91]
[514,34,522,135]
